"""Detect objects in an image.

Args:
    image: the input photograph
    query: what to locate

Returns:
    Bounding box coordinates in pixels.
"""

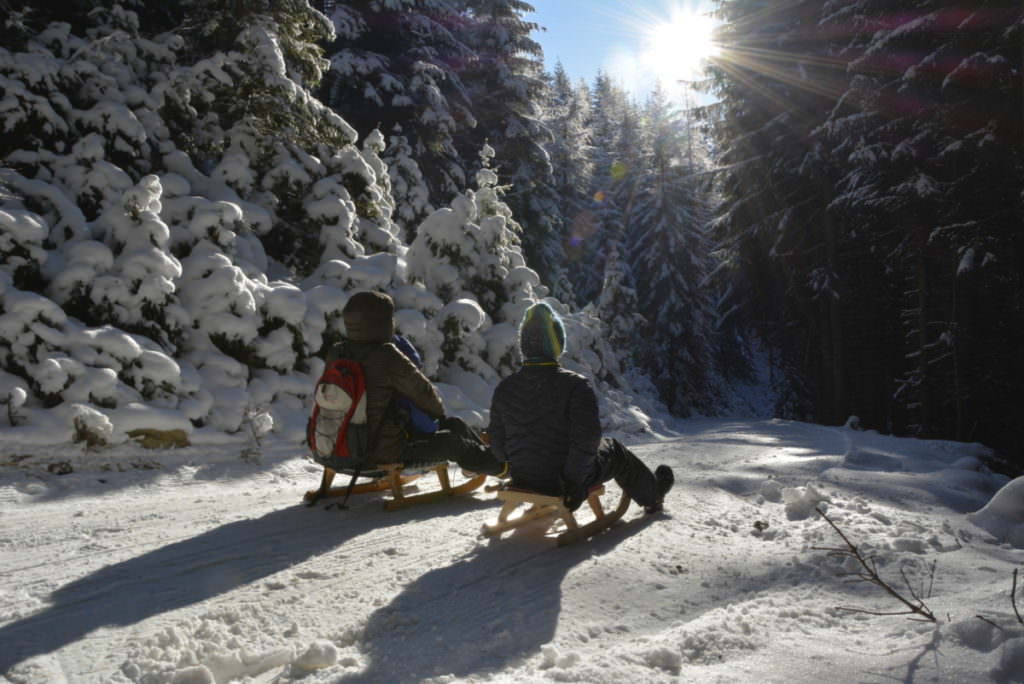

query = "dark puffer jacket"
[327,293,444,465]
[488,365,601,496]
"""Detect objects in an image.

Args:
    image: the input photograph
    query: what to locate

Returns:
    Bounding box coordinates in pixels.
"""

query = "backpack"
[307,358,370,471]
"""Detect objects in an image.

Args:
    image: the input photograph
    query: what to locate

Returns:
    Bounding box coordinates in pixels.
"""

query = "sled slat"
[482,485,630,545]
[554,488,630,546]
[382,464,486,511]
[303,468,422,502]
[304,462,484,509]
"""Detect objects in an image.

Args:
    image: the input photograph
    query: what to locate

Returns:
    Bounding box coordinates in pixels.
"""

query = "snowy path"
[2,419,1023,683]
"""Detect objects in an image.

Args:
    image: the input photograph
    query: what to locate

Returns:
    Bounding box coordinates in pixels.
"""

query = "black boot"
[645,465,674,514]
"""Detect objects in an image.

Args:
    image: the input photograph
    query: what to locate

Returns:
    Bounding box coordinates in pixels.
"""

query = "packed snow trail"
[2,418,1023,683]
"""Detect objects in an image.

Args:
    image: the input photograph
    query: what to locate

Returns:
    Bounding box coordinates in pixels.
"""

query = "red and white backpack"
[307,359,370,469]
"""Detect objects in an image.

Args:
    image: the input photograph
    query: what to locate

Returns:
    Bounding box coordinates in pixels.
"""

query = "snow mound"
[967,476,1024,548]
[293,640,339,671]
[119,605,294,683]
[782,483,830,520]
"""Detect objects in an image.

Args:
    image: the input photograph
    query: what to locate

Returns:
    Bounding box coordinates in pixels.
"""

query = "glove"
[562,485,586,512]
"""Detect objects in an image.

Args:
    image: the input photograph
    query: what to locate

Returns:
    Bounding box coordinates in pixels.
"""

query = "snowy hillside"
[2,418,1023,683]
[0,4,663,449]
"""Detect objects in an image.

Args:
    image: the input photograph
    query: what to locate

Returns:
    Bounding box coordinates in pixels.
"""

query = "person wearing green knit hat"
[518,300,567,364]
[487,301,674,514]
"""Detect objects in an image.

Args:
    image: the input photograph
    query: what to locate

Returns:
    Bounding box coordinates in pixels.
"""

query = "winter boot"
[645,465,675,514]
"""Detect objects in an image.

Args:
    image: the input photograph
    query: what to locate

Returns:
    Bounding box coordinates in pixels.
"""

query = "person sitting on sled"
[325,290,507,476]
[487,301,674,513]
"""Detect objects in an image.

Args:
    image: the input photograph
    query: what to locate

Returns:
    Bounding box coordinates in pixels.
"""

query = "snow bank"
[967,476,1024,548]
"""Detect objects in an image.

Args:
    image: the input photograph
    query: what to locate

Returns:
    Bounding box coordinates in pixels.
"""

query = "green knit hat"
[519,302,566,362]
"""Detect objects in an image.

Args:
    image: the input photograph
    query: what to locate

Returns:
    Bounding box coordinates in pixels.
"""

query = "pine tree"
[542,64,593,308]
[89,175,188,350]
[0,1,374,432]
[158,0,401,278]
[709,0,1024,467]
[818,0,1024,449]
[382,126,435,243]
[317,0,475,205]
[458,0,563,285]
[627,84,717,414]
[596,245,644,382]
[706,0,847,422]
[571,71,628,305]
[405,145,537,323]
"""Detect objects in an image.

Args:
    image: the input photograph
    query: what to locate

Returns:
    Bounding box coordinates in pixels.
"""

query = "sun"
[641,9,719,84]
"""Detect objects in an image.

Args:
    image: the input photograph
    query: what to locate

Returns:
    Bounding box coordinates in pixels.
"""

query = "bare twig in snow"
[1013,568,1023,625]
[240,405,265,463]
[976,615,1004,631]
[813,507,937,623]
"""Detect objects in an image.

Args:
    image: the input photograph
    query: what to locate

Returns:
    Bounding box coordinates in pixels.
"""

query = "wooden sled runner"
[305,463,486,511]
[482,484,630,546]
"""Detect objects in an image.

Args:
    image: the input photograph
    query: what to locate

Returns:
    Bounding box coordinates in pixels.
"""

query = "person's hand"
[562,486,585,512]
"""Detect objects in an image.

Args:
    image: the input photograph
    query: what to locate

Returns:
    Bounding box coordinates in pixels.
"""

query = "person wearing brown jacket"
[326,291,506,475]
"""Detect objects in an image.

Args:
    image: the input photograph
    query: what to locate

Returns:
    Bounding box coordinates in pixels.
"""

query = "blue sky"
[527,0,716,100]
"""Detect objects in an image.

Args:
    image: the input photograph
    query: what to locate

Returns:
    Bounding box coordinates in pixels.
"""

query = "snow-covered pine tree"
[707,0,845,422]
[356,128,402,253]
[458,0,564,287]
[817,0,1024,452]
[541,63,594,308]
[382,125,435,243]
[0,1,380,434]
[626,84,717,414]
[596,245,644,385]
[569,72,619,304]
[405,144,542,394]
[406,145,537,322]
[317,0,476,206]
[159,0,403,279]
[89,175,189,350]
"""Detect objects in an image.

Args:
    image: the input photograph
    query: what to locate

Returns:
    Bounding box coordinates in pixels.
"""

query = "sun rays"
[598,2,719,95]
[641,7,720,84]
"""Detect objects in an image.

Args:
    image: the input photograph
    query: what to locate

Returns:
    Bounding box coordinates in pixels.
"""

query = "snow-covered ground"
[2,418,1023,683]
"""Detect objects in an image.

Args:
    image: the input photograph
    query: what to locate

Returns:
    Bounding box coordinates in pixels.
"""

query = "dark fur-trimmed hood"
[342,291,395,343]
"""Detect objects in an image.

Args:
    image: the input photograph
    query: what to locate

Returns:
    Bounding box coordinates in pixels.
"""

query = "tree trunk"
[915,244,930,435]
[950,254,963,441]
[824,212,845,424]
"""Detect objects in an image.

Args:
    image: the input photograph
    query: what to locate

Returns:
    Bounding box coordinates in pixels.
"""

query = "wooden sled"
[305,463,486,511]
[482,484,630,546]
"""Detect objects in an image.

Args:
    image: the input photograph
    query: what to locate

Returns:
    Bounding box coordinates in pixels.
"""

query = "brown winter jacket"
[326,299,444,466]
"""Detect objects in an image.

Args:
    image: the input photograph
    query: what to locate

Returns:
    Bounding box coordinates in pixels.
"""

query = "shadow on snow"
[340,513,659,683]
[0,493,490,673]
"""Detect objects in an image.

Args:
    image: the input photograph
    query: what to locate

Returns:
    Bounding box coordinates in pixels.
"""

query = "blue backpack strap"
[392,334,422,366]
[391,334,438,434]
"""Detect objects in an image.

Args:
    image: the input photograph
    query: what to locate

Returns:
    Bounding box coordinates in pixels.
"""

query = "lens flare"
[641,8,719,82]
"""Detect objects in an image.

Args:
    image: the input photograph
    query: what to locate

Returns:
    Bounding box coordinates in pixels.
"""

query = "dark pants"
[400,417,505,476]
[593,438,659,508]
